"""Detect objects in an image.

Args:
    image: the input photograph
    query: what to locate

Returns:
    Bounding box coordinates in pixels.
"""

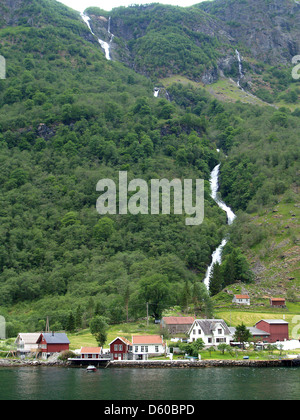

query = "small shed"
[270,298,286,308]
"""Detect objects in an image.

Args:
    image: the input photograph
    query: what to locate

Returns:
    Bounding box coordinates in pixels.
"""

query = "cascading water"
[154,88,160,98]
[235,49,244,89]
[81,13,113,61]
[203,163,236,290]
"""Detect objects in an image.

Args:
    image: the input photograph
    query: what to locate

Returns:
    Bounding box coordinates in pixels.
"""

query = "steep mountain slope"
[84,0,299,105]
[0,0,299,335]
[0,0,226,334]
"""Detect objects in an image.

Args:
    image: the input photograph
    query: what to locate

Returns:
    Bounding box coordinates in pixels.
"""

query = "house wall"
[47,343,69,353]
[110,338,130,360]
[270,301,285,307]
[81,353,99,359]
[163,324,192,334]
[132,344,164,360]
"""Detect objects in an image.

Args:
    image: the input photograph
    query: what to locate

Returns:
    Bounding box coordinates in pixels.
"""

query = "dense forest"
[0,0,299,336]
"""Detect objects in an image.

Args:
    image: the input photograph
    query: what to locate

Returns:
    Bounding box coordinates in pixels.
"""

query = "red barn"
[37,332,70,359]
[255,320,289,343]
[109,337,132,361]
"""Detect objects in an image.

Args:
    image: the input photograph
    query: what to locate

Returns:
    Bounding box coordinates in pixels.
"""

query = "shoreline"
[1,359,300,368]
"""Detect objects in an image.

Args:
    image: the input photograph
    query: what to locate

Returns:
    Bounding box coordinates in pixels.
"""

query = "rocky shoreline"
[1,358,299,368]
[0,359,68,368]
[108,359,300,368]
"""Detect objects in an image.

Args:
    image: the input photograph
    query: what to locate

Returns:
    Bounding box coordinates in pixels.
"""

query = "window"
[119,345,123,351]
[141,346,144,353]
[218,329,222,335]
[193,329,196,335]
[145,346,148,353]
[135,346,138,353]
[208,338,212,344]
[155,346,159,352]
[198,329,201,335]
[114,344,118,351]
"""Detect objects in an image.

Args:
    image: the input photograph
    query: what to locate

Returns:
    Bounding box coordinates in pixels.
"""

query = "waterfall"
[81,13,113,61]
[203,163,236,290]
[235,49,244,89]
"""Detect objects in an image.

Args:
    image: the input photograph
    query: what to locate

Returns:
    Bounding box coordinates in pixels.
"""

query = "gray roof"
[229,327,270,336]
[193,319,231,336]
[39,333,70,344]
[258,319,288,325]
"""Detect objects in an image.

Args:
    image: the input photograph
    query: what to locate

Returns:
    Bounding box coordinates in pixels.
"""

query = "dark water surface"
[0,367,299,400]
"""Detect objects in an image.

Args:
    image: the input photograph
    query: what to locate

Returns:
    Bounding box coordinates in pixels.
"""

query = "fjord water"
[0,367,299,400]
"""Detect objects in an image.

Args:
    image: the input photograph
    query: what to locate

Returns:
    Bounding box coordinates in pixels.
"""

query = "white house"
[232,294,250,306]
[131,335,165,360]
[188,319,232,347]
[15,333,41,357]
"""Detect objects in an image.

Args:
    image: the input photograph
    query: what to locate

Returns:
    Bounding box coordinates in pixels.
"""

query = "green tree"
[233,324,252,350]
[67,312,75,332]
[94,217,115,242]
[90,316,109,347]
[138,274,172,320]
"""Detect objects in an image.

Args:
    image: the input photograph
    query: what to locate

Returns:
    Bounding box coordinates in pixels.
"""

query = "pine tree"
[209,263,223,296]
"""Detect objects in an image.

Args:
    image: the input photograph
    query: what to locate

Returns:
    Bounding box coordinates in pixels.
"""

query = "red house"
[255,319,289,343]
[109,337,132,360]
[37,332,70,359]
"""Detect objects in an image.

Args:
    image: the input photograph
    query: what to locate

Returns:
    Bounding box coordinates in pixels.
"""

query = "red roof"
[234,295,250,299]
[132,335,163,345]
[270,298,285,302]
[162,316,195,325]
[80,347,102,354]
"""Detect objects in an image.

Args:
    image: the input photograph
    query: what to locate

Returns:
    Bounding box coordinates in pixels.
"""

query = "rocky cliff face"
[200,0,300,65]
